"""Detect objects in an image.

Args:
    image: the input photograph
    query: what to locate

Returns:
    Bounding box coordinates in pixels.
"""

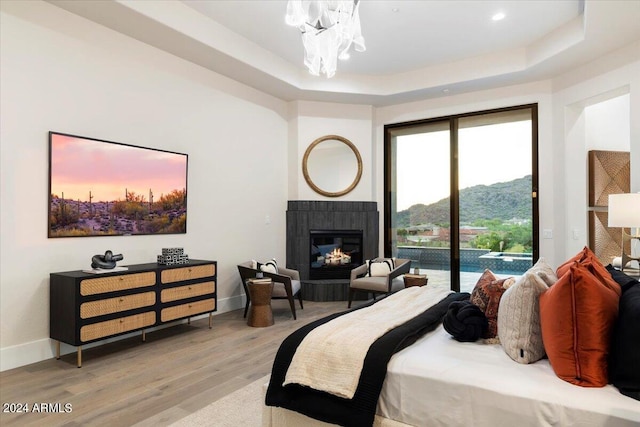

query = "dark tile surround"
[286,200,379,301]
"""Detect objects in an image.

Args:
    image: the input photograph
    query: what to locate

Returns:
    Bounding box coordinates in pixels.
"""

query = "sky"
[50,134,187,202]
[395,120,532,211]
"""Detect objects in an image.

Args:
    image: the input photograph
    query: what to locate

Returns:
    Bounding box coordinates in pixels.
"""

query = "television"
[48,132,188,238]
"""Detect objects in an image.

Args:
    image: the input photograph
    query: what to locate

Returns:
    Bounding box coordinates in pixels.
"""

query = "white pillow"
[366,258,395,277]
[259,258,278,274]
[498,271,549,364]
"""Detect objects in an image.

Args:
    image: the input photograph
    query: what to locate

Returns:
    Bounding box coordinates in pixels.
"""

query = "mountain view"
[396,175,532,228]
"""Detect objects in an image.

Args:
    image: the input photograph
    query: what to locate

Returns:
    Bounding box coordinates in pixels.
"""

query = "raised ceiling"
[48,0,640,106]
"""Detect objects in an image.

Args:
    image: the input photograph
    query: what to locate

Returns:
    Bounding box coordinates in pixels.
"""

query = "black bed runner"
[266,291,470,427]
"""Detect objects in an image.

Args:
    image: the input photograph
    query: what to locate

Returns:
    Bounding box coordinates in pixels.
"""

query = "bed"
[263,283,640,427]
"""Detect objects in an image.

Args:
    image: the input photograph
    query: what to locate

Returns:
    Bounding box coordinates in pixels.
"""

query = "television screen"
[48,132,188,238]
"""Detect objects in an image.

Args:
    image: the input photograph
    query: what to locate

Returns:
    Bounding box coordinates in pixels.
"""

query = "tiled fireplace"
[287,201,378,301]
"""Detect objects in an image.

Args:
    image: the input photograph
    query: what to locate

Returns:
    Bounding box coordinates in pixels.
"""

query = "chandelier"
[285,0,366,78]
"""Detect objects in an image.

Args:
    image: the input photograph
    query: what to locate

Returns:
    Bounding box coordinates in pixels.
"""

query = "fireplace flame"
[325,247,351,265]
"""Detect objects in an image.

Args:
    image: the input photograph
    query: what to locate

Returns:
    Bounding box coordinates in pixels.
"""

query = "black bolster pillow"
[443,300,488,342]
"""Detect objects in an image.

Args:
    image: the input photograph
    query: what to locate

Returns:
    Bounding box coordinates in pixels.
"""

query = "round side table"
[246,278,274,327]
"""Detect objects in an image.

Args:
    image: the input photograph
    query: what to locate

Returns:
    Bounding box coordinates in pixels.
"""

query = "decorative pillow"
[470,269,514,340]
[606,264,640,292]
[539,261,620,387]
[528,257,558,287]
[443,300,488,342]
[606,265,640,400]
[498,271,549,364]
[253,258,277,274]
[366,258,395,277]
[556,246,620,296]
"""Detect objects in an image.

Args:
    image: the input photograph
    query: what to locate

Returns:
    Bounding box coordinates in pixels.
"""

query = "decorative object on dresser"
[50,259,216,367]
[157,247,189,265]
[90,250,123,269]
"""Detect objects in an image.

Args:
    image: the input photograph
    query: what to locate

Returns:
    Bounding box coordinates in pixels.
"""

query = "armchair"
[237,261,304,320]
[348,258,411,308]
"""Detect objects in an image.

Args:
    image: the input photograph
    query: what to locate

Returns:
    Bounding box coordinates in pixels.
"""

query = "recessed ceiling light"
[391,8,400,13]
[492,12,506,21]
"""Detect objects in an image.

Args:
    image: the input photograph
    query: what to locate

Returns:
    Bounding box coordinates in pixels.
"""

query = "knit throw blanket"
[284,286,452,399]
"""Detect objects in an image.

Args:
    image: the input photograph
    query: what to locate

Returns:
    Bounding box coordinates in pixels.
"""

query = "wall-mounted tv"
[48,132,188,238]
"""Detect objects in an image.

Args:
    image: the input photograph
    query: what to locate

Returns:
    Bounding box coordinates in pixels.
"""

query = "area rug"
[170,375,269,427]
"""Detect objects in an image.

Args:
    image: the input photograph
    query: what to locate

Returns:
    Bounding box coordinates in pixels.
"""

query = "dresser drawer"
[161,281,215,303]
[161,264,215,284]
[80,291,156,319]
[80,272,156,296]
[80,311,155,342]
[161,299,215,322]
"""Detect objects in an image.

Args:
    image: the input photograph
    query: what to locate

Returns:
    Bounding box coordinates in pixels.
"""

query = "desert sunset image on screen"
[48,132,188,237]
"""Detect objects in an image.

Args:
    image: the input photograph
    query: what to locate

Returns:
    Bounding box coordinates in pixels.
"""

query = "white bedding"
[378,324,640,427]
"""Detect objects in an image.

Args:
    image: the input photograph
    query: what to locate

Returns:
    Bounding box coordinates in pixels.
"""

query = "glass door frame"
[384,104,539,292]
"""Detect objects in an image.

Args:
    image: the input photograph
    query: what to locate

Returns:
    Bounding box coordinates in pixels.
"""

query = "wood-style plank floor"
[0,300,353,426]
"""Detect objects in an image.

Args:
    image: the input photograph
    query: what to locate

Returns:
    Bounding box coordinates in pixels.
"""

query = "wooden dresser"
[50,259,216,367]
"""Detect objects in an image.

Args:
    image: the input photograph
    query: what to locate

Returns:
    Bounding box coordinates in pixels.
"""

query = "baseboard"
[0,294,245,372]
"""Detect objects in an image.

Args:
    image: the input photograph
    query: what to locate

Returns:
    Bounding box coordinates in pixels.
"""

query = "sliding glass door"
[385,105,538,292]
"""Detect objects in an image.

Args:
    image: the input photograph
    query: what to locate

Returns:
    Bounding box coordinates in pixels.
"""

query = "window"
[384,105,538,292]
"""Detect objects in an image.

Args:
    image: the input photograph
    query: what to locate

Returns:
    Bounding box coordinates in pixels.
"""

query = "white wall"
[585,94,631,151]
[0,1,289,371]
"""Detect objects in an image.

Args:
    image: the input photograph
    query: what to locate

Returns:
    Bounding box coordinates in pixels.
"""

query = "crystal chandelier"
[286,0,366,78]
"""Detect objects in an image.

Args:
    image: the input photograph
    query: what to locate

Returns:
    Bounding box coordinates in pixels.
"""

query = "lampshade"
[608,193,640,228]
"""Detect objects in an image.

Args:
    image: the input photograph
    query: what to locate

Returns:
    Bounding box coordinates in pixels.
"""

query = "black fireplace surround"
[287,201,379,300]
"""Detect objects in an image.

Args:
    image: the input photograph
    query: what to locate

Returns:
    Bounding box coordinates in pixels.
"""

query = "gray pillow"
[498,271,549,363]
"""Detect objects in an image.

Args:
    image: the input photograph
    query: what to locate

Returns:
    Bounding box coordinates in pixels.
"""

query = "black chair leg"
[298,292,304,309]
[288,295,297,320]
[348,288,355,308]
[244,297,250,318]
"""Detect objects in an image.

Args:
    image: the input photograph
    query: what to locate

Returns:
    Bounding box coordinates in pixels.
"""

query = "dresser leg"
[209,312,212,329]
[142,330,146,342]
[187,317,191,325]
[56,341,60,359]
[77,346,82,368]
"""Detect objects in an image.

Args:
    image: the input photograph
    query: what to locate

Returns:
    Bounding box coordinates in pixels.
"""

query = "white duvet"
[378,325,640,427]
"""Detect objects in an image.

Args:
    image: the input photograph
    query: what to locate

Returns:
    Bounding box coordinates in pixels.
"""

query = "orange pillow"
[556,247,620,296]
[540,262,620,387]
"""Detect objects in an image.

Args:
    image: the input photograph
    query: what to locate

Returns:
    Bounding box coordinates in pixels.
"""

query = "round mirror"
[302,135,363,197]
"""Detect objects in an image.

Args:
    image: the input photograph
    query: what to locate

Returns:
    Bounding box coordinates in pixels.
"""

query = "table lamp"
[608,193,640,272]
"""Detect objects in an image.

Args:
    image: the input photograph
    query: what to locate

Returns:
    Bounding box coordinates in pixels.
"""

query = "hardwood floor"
[0,300,353,426]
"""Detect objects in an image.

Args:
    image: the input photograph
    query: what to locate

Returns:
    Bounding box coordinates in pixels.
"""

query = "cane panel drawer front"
[80,272,156,296]
[80,311,156,342]
[161,299,216,322]
[161,281,215,303]
[161,264,215,284]
[80,291,156,319]
[50,260,217,365]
